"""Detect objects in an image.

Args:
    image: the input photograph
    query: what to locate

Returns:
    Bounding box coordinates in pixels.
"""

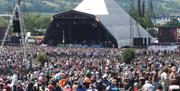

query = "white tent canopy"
[75,0,153,47]
[74,0,109,15]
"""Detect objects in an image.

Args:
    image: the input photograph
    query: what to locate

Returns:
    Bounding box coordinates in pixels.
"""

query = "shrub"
[122,48,135,64]
[36,52,48,65]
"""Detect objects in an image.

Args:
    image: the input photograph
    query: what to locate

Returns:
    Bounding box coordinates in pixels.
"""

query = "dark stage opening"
[43,10,118,48]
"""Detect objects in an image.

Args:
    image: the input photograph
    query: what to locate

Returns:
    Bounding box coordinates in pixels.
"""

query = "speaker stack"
[12,20,21,33]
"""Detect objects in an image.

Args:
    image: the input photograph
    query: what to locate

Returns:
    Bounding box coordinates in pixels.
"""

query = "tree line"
[0,0,179,37]
[0,14,51,36]
[0,0,81,13]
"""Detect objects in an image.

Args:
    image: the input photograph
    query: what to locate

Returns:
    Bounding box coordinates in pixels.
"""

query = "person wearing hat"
[102,74,109,87]
[134,82,139,91]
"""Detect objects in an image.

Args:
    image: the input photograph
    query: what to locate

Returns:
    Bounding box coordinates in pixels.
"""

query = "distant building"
[155,16,180,25]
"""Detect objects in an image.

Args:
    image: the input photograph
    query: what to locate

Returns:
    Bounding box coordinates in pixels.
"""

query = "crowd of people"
[0,45,180,91]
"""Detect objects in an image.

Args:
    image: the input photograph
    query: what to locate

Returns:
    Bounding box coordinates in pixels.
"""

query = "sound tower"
[13,20,21,33]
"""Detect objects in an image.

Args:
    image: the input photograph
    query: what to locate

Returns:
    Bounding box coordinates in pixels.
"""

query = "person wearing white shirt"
[11,72,18,91]
[160,68,169,91]
[177,67,180,74]
[142,80,154,91]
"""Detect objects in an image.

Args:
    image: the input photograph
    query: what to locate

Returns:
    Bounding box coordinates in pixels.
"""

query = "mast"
[17,0,28,64]
[129,0,134,47]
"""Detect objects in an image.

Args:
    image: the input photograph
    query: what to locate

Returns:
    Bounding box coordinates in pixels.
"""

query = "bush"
[36,52,48,65]
[122,48,135,64]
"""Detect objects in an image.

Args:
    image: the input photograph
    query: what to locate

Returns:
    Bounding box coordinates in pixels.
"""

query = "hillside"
[116,0,180,16]
[0,0,81,13]
[0,0,179,16]
[0,0,179,36]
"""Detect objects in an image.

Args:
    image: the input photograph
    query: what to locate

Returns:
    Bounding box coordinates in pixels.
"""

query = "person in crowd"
[0,45,179,91]
[160,68,169,91]
[11,71,18,91]
[106,79,120,91]
[142,80,154,91]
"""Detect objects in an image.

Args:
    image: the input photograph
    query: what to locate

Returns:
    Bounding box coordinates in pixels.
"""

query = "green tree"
[130,10,156,37]
[24,13,51,35]
[122,48,135,64]
[36,52,48,66]
[0,17,8,27]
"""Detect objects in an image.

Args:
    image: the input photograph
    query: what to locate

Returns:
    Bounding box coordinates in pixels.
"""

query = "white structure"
[75,0,153,47]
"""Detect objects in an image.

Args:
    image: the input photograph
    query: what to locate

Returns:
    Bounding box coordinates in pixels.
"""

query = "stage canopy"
[43,10,118,48]
[74,0,153,47]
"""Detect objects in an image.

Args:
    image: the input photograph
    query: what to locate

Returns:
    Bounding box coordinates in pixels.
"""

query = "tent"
[74,0,153,47]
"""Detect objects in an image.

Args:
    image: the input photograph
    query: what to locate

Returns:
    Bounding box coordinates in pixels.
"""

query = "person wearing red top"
[48,84,54,91]
[134,82,138,91]
[3,82,11,91]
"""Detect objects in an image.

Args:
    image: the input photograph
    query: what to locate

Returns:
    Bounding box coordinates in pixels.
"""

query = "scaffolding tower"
[0,0,27,62]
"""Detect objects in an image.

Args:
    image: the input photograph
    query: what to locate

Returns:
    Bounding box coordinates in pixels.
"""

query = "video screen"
[158,27,177,43]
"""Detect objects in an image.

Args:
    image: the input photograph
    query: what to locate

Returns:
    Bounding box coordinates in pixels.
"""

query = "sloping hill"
[0,0,179,16]
[0,0,81,13]
[116,0,180,16]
